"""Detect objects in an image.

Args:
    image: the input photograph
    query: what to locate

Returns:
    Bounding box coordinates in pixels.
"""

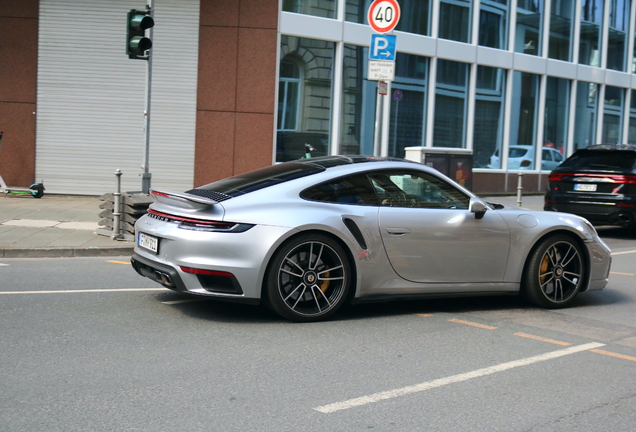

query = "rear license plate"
[574,184,597,192]
[138,232,159,253]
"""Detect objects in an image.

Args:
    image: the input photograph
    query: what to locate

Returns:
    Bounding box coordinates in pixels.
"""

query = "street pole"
[141,0,154,194]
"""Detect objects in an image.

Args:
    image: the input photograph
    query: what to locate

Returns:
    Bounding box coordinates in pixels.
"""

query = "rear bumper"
[130,253,259,305]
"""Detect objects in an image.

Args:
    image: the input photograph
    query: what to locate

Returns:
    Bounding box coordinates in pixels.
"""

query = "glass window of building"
[629,90,636,143]
[433,60,470,148]
[549,0,575,61]
[340,47,429,157]
[544,77,570,159]
[439,0,472,43]
[574,81,599,150]
[479,1,509,50]
[509,72,540,169]
[277,36,335,162]
[515,0,544,55]
[474,66,506,168]
[278,60,301,131]
[345,0,431,36]
[283,0,336,19]
[602,86,625,143]
[607,0,631,71]
[579,0,605,67]
[388,53,429,158]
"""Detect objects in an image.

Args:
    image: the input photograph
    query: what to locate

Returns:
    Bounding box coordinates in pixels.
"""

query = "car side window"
[543,149,552,162]
[301,174,380,206]
[368,171,470,209]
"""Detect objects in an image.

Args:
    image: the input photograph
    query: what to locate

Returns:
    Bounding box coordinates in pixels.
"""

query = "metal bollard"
[516,172,523,207]
[112,169,123,240]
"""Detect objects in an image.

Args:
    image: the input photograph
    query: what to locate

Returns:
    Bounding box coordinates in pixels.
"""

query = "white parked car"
[489,145,565,170]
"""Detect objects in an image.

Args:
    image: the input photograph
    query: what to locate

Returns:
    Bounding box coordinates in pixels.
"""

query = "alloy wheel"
[276,240,347,317]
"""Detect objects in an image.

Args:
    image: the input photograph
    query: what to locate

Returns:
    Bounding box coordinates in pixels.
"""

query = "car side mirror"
[469,197,487,220]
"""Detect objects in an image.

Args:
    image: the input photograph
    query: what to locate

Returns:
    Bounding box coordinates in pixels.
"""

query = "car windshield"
[560,150,636,170]
[191,162,324,197]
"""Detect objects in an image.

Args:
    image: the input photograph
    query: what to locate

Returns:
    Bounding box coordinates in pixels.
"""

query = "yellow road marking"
[448,318,497,330]
[107,260,130,265]
[514,332,572,346]
[610,271,634,276]
[416,313,433,317]
[590,349,636,362]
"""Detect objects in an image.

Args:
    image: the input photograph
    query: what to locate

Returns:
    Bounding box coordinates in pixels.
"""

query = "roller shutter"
[36,0,199,195]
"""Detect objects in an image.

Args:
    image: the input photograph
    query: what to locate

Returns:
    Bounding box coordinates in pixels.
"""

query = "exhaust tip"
[154,270,174,288]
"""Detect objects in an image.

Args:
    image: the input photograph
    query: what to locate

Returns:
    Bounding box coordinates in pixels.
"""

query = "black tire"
[265,233,352,322]
[30,184,44,199]
[523,234,585,308]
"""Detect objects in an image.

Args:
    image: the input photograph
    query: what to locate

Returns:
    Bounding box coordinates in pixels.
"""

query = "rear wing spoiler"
[150,189,219,210]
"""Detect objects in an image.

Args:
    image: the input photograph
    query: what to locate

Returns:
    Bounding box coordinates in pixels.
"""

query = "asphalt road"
[1,228,635,431]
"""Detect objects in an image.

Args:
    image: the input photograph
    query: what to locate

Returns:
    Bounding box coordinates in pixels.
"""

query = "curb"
[0,246,135,258]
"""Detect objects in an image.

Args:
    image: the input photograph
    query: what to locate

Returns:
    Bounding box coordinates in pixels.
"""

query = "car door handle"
[386,227,411,235]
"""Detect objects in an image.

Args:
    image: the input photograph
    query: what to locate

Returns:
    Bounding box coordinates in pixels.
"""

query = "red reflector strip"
[147,209,233,228]
[180,266,234,278]
[150,190,170,197]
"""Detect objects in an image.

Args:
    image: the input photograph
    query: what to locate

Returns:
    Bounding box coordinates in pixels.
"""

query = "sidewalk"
[0,194,135,258]
[0,193,545,259]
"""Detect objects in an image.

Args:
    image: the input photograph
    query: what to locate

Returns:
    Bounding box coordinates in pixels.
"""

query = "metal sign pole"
[141,0,154,194]
[373,87,383,156]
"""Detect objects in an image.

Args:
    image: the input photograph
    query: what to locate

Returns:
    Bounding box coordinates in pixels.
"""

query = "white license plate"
[574,184,597,192]
[138,232,159,253]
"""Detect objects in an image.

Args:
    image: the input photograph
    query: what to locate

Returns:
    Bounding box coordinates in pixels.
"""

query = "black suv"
[544,144,636,228]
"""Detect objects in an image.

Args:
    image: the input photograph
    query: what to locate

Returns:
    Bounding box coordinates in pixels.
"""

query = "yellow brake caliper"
[540,255,550,284]
[319,270,330,293]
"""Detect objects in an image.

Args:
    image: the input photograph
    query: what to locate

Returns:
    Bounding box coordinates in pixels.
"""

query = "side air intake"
[342,218,367,250]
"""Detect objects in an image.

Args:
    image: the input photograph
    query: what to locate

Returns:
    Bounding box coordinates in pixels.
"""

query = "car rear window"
[509,147,529,157]
[189,162,324,197]
[559,150,636,170]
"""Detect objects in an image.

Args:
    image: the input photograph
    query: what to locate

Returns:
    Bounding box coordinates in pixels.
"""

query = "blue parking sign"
[369,34,396,61]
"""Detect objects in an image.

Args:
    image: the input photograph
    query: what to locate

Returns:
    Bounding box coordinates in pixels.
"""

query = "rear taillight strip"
[147,209,254,232]
[548,174,636,184]
[148,209,232,227]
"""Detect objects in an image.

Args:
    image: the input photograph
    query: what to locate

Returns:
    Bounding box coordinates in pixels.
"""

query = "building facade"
[2,0,636,195]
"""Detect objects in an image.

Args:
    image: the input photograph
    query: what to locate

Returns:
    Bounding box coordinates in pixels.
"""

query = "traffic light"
[126,9,154,59]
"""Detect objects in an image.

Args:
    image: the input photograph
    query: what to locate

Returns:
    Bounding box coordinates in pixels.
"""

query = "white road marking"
[612,249,636,255]
[314,342,605,414]
[0,263,9,267]
[0,288,168,295]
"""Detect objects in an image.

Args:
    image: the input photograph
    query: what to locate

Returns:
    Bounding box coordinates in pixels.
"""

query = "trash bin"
[404,147,473,190]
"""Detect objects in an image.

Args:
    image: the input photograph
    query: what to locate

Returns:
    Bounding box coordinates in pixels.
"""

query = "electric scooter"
[0,132,45,198]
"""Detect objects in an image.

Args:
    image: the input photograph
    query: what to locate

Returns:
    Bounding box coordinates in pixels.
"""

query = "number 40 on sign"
[368,0,401,33]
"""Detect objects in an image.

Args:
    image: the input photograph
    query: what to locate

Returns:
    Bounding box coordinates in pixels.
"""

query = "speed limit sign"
[367,0,401,33]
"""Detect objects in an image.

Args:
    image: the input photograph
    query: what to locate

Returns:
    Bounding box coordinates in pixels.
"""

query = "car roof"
[294,155,415,169]
[584,143,636,151]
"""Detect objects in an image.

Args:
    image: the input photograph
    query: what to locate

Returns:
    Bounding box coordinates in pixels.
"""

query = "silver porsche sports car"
[131,156,611,322]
